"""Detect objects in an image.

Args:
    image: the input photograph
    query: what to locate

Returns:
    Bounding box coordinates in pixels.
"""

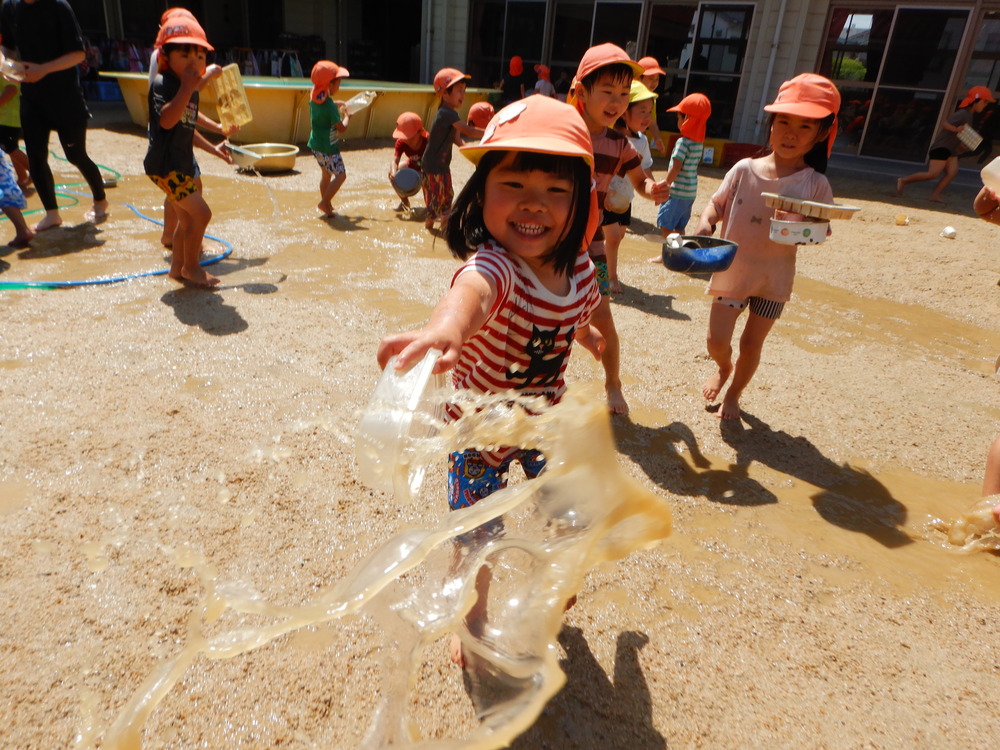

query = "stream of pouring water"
[95,386,672,749]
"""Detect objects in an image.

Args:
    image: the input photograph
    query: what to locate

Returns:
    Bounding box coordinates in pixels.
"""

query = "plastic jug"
[981,156,1000,193]
[344,90,377,115]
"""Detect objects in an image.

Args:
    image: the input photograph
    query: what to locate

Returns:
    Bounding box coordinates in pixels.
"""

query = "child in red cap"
[377,95,603,666]
[144,16,227,287]
[657,92,711,236]
[570,42,671,416]
[694,73,840,420]
[388,111,427,214]
[466,101,494,130]
[308,60,351,218]
[897,85,996,203]
[421,67,483,234]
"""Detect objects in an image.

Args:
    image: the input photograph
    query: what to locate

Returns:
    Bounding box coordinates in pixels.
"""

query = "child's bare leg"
[590,296,628,415]
[160,199,176,246]
[928,158,958,203]
[450,562,491,668]
[897,160,945,195]
[3,207,33,247]
[10,149,29,187]
[718,311,777,420]
[604,223,624,293]
[320,169,346,217]
[84,197,109,223]
[703,302,741,403]
[317,169,334,216]
[172,192,218,287]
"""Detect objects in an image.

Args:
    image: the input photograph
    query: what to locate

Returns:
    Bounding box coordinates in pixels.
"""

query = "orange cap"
[534,64,550,81]
[667,93,711,142]
[392,111,426,140]
[959,85,996,108]
[574,43,644,83]
[460,95,594,172]
[763,73,841,155]
[433,67,470,96]
[509,56,523,76]
[638,56,666,77]
[467,101,495,129]
[157,17,213,51]
[311,60,349,104]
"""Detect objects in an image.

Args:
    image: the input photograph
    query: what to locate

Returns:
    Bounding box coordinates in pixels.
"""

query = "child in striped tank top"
[377,95,604,666]
[657,93,712,236]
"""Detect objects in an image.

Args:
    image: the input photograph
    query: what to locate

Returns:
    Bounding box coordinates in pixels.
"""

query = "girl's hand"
[377,326,464,374]
[577,324,606,362]
[693,218,715,236]
[20,61,46,83]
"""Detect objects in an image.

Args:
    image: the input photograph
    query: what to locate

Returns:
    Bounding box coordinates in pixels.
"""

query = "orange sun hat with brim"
[311,60,349,104]
[157,16,213,51]
[574,43,644,83]
[534,64,550,81]
[460,96,594,170]
[433,67,470,96]
[763,73,841,156]
[467,101,495,129]
[156,8,197,47]
[392,111,426,140]
[959,85,996,108]
[638,56,666,77]
[667,93,712,142]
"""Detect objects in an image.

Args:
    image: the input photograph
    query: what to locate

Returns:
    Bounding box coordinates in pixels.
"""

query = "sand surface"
[1,107,999,749]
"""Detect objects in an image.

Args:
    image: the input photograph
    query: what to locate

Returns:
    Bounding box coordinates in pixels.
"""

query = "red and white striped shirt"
[448,241,601,414]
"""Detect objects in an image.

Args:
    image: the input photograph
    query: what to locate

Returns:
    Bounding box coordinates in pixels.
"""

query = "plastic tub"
[392,167,421,198]
[661,235,738,274]
[356,349,446,502]
[231,143,299,173]
[769,218,829,245]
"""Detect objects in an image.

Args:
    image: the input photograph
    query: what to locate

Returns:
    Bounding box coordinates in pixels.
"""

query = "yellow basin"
[104,73,495,144]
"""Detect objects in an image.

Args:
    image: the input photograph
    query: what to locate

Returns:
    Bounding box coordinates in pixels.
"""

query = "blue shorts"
[657,197,694,233]
[448,448,546,544]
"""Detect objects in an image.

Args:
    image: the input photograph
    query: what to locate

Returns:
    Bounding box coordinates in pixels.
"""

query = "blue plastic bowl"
[661,236,738,274]
[392,167,422,198]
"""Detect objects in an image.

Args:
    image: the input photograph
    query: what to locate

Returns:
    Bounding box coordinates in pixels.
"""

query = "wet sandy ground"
[1,106,998,748]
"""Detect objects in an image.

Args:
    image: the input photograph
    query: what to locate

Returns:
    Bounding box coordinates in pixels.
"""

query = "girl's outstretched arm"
[377,271,497,373]
[694,203,721,235]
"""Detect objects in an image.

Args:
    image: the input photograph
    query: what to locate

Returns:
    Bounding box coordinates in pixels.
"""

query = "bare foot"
[609,278,622,294]
[718,392,741,420]
[647,254,662,263]
[895,178,904,196]
[702,365,732,402]
[84,199,110,223]
[607,386,629,416]
[33,212,62,232]
[179,267,220,288]
[160,236,173,248]
[317,201,335,218]
[8,231,33,249]
[928,196,947,204]
[449,633,466,668]
[993,503,1000,525]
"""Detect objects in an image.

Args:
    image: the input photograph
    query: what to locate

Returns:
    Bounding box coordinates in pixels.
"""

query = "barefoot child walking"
[143,17,223,287]
[376,95,604,666]
[694,73,839,420]
[308,60,350,218]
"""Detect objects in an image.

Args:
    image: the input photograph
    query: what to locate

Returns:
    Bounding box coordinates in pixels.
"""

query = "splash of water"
[95,385,671,748]
[930,495,1000,553]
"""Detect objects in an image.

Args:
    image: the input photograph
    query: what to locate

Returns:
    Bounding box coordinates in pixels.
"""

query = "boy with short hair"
[571,43,670,415]
[421,67,483,234]
[308,60,351,218]
[144,17,226,288]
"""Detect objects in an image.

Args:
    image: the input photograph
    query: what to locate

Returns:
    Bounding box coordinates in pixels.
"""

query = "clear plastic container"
[356,349,446,502]
[210,63,254,131]
[981,156,1000,193]
[344,90,377,115]
[0,56,24,82]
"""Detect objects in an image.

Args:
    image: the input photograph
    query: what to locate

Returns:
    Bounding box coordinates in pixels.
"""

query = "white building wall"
[425,0,471,82]
[730,0,832,144]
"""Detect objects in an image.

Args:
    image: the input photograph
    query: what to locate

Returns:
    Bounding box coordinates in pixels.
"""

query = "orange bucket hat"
[763,73,841,155]
[392,111,426,140]
[534,64,550,81]
[433,67,470,96]
[959,85,996,108]
[157,16,213,51]
[156,8,197,47]
[467,101,495,129]
[461,96,599,252]
[638,56,666,77]
[311,60,349,104]
[574,43,644,83]
[667,93,712,143]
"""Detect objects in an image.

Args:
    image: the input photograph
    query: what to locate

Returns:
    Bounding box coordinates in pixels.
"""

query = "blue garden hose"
[0,154,232,289]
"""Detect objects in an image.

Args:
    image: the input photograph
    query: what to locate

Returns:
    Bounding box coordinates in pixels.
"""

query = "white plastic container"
[769,218,829,245]
[981,156,1000,193]
[356,349,446,502]
[344,90,377,115]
